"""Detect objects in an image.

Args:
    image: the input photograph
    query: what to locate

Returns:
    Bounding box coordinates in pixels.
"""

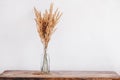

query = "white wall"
[0,0,120,73]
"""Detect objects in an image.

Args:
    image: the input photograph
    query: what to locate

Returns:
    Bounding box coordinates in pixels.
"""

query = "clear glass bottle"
[41,47,50,74]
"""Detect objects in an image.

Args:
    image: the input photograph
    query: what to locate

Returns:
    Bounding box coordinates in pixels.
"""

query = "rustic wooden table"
[0,70,119,80]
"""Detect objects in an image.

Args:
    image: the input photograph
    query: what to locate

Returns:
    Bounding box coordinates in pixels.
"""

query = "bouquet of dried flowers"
[34,3,62,73]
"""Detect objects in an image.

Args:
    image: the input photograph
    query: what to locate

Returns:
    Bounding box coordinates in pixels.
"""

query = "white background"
[0,0,120,74]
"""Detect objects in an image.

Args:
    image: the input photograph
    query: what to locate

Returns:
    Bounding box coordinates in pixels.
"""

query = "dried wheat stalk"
[34,3,62,49]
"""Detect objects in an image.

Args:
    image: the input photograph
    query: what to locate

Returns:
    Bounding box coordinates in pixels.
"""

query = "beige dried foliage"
[34,3,62,49]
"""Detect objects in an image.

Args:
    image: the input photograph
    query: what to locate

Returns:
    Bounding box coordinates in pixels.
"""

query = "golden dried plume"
[34,3,62,48]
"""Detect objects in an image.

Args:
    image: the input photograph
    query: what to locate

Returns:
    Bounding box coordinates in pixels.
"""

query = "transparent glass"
[40,47,50,74]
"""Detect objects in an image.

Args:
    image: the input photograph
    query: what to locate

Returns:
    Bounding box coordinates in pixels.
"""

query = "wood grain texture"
[0,70,119,80]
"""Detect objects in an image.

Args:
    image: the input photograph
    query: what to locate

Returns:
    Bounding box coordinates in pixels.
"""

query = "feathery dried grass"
[34,3,62,49]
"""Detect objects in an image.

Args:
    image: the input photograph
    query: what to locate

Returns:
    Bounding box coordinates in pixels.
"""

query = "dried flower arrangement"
[34,3,62,73]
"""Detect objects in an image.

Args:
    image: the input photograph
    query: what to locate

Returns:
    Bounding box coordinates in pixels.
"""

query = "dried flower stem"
[34,3,62,73]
